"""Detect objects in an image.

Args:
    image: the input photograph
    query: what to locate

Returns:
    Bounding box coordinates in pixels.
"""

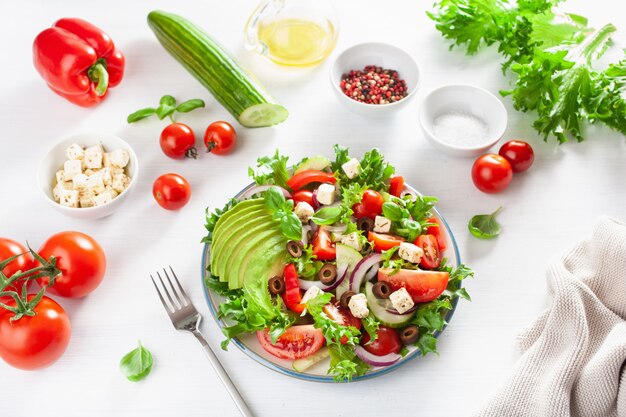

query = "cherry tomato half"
[414,234,441,269]
[389,176,405,197]
[292,190,315,208]
[471,154,513,194]
[361,326,402,356]
[37,231,106,298]
[256,325,324,360]
[160,123,197,159]
[312,228,336,261]
[153,173,192,210]
[361,190,384,217]
[499,140,534,173]
[204,121,237,155]
[425,217,447,252]
[368,231,405,253]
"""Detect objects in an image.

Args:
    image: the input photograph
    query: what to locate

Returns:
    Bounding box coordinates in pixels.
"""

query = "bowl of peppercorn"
[330,42,419,118]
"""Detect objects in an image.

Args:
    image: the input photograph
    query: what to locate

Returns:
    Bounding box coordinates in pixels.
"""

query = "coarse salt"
[432,111,488,147]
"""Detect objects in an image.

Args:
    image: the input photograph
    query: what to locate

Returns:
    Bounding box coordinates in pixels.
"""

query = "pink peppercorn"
[340,66,408,105]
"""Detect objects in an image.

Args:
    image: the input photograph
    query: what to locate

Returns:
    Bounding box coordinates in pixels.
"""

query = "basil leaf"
[311,207,343,225]
[281,213,303,241]
[119,341,153,382]
[156,104,176,120]
[382,202,406,221]
[264,186,287,211]
[127,108,156,123]
[159,95,176,107]
[176,99,205,113]
[468,207,503,239]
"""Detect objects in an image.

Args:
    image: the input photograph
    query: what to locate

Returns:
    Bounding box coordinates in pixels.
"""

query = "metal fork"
[150,266,254,417]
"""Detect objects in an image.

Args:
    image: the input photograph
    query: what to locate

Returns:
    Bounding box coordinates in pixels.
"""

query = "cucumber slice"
[292,347,330,373]
[365,282,414,328]
[294,155,332,174]
[239,103,289,128]
[336,243,363,298]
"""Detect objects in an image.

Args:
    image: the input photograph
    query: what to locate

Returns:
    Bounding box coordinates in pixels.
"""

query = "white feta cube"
[340,232,363,251]
[63,159,82,181]
[72,173,89,195]
[100,167,112,186]
[102,186,118,199]
[94,192,112,207]
[102,152,112,168]
[79,194,96,208]
[348,293,369,318]
[110,149,129,168]
[55,170,65,183]
[86,174,105,195]
[83,149,103,169]
[109,166,125,176]
[398,242,424,264]
[66,143,84,160]
[373,216,392,233]
[341,158,361,179]
[301,285,322,305]
[59,189,79,208]
[111,174,130,193]
[389,287,415,314]
[53,181,73,201]
[294,201,314,222]
[316,183,336,205]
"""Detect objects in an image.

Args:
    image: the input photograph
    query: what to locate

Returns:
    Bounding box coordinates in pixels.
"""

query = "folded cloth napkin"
[475,216,626,417]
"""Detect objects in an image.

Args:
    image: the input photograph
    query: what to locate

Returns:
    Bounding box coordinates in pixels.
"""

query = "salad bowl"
[201,181,462,383]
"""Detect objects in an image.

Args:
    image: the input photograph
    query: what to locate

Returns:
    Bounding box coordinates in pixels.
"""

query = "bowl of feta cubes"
[38,132,138,219]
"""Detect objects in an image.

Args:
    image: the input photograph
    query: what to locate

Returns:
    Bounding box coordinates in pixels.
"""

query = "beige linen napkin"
[475,216,626,417]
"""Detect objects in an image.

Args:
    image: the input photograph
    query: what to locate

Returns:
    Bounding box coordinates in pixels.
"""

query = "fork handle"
[192,330,255,417]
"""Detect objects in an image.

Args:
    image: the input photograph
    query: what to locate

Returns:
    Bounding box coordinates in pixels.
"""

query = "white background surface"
[1,1,625,416]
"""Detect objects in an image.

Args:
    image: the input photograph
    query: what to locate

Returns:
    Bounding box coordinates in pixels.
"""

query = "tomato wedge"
[256,325,324,359]
[281,264,305,314]
[361,326,402,355]
[378,267,449,303]
[425,217,447,251]
[287,170,336,191]
[368,231,405,253]
[389,176,405,197]
[312,228,336,261]
[323,302,361,344]
[414,234,441,269]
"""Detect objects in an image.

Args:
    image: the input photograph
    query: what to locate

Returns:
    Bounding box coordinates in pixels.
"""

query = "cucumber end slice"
[239,103,288,128]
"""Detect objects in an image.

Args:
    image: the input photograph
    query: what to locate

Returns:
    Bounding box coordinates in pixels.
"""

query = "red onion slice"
[238,185,291,201]
[350,253,382,294]
[301,225,311,246]
[364,263,379,281]
[324,224,348,234]
[354,345,401,367]
[299,263,349,292]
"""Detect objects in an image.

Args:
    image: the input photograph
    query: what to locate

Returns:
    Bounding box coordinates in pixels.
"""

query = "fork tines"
[150,266,192,313]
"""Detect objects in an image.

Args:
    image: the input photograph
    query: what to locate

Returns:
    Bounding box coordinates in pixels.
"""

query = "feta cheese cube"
[294,201,314,222]
[316,183,336,205]
[79,194,96,208]
[341,158,361,179]
[348,293,369,318]
[398,242,424,264]
[111,174,130,193]
[340,232,363,251]
[66,143,84,160]
[63,159,82,181]
[55,170,65,183]
[83,148,103,169]
[72,173,89,194]
[300,285,322,305]
[102,152,112,168]
[53,181,73,201]
[59,189,79,208]
[389,287,415,314]
[373,216,392,233]
[102,187,118,199]
[110,149,129,168]
[109,166,124,176]
[94,192,112,206]
[100,167,112,186]
[85,144,104,153]
[85,174,105,195]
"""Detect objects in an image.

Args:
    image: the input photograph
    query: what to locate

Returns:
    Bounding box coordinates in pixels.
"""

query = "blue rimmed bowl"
[201,181,462,382]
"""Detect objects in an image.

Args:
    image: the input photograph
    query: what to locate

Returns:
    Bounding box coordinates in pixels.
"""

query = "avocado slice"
[234,233,287,289]
[228,228,284,289]
[211,200,264,245]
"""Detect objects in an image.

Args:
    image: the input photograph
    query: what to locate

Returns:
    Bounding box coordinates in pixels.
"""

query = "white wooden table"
[2,1,625,416]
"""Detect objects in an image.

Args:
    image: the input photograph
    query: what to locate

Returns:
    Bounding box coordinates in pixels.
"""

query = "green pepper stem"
[88,62,109,96]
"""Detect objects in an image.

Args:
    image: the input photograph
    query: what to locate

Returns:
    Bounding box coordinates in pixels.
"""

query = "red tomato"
[368,231,405,253]
[323,302,362,344]
[281,264,305,314]
[425,217,447,252]
[0,295,71,370]
[361,190,384,217]
[351,203,369,220]
[499,140,534,173]
[361,326,402,356]
[312,228,336,261]
[256,325,324,360]
[159,123,197,159]
[471,154,513,194]
[153,173,191,210]
[292,190,315,207]
[204,121,237,155]
[378,268,449,303]
[414,234,441,269]
[389,176,405,197]
[0,238,34,299]
[37,231,106,298]
[287,170,336,191]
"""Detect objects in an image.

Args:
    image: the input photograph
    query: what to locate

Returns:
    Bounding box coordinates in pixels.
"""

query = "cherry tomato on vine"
[204,121,237,155]
[499,140,534,173]
[159,123,197,159]
[0,295,71,370]
[37,231,106,298]
[471,154,513,194]
[0,238,34,299]
[153,173,191,210]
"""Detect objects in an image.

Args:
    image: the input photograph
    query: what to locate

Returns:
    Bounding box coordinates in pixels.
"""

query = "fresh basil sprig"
[468,207,503,239]
[119,341,153,382]
[264,187,302,241]
[311,206,343,225]
[127,95,205,123]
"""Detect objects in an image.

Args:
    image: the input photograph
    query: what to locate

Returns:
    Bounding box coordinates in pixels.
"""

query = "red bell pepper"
[33,18,125,107]
[287,170,336,191]
[281,264,305,314]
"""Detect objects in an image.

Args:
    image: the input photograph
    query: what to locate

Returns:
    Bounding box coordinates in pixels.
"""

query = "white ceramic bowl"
[330,42,420,118]
[419,84,508,157]
[38,132,139,220]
